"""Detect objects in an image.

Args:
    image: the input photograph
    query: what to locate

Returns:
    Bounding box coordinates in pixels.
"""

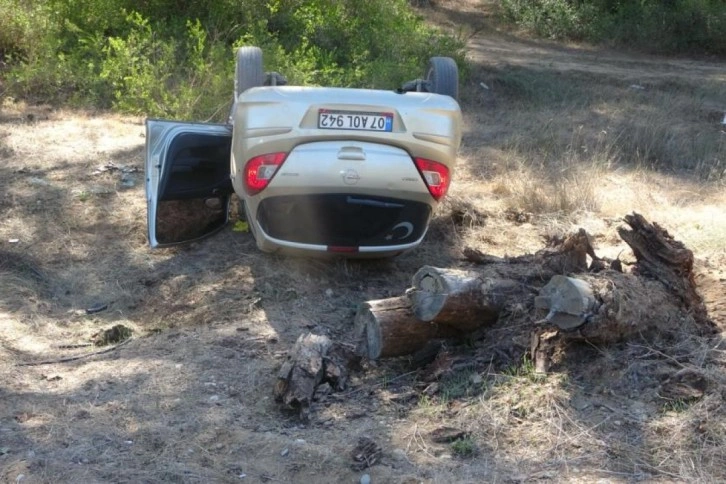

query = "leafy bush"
[499,0,592,40]
[1,0,465,119]
[0,1,47,64]
[499,0,726,56]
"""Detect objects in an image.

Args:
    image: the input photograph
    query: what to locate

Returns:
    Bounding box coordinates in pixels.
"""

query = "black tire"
[426,57,459,100]
[235,46,264,100]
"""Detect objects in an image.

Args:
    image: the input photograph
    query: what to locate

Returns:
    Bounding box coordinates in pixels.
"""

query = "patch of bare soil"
[2,4,726,483]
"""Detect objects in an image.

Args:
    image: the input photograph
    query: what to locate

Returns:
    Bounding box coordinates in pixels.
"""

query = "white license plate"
[318,110,393,132]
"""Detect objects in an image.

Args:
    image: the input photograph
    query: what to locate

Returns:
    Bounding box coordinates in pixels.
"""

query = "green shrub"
[499,0,726,56]
[0,1,47,64]
[1,0,465,119]
[500,0,591,40]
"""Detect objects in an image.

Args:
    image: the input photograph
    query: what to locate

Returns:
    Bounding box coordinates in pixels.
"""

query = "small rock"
[175,364,183,369]
[28,177,50,186]
[469,373,482,385]
[280,448,289,457]
[360,474,371,484]
[391,448,408,462]
[325,288,334,297]
[294,439,306,445]
[209,395,220,403]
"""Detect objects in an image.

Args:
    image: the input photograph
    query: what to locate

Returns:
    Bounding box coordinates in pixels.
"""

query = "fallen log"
[277,214,713,418]
[355,230,594,360]
[409,266,531,330]
[354,296,463,360]
[462,228,597,277]
[355,213,713,365]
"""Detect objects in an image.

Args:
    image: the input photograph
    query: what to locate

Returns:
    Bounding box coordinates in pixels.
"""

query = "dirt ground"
[2,2,726,483]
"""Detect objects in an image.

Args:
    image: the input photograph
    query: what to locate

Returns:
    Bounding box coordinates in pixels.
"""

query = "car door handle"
[337,146,366,160]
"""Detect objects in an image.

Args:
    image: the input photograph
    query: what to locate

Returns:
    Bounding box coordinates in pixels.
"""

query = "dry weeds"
[2,3,726,482]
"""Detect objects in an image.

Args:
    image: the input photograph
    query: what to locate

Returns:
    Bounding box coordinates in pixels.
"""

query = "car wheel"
[426,57,458,100]
[235,46,264,100]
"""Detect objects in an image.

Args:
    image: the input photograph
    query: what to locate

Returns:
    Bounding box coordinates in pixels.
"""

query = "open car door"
[145,120,233,247]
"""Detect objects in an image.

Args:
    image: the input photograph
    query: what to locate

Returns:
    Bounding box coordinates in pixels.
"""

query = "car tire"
[426,57,458,100]
[235,46,264,100]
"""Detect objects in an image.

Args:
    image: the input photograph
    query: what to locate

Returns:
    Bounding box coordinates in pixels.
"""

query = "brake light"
[414,158,450,201]
[243,152,287,195]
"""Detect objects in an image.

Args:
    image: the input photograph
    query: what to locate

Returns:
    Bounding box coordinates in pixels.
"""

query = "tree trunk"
[409,266,530,331]
[354,296,463,360]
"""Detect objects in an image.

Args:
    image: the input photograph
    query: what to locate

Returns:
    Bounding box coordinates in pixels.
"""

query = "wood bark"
[274,333,354,416]
[462,228,596,277]
[274,333,331,409]
[354,296,463,360]
[409,266,529,330]
[529,213,715,371]
[617,212,710,325]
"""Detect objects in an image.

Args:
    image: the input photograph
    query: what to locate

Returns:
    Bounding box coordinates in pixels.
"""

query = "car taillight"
[243,152,287,196]
[414,158,450,201]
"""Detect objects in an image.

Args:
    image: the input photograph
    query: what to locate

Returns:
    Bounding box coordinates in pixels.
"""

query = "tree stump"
[274,333,354,416]
[618,212,709,325]
[528,213,715,371]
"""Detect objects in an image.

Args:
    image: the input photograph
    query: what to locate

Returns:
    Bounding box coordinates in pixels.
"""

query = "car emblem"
[384,221,414,240]
[341,169,360,185]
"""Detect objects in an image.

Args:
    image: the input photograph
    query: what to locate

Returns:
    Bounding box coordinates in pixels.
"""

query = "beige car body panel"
[230,86,462,196]
[229,86,462,255]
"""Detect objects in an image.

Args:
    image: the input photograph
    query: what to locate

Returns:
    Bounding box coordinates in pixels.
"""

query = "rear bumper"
[254,231,427,258]
[250,193,432,256]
